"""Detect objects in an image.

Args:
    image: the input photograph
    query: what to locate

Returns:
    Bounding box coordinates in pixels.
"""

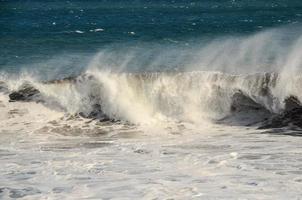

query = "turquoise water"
[2,2,302,199]
[1,0,302,77]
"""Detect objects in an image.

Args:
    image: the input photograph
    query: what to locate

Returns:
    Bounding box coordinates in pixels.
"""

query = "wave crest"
[2,70,301,127]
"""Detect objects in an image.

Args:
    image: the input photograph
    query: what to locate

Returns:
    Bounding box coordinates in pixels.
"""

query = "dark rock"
[87,104,103,118]
[259,96,302,129]
[79,104,111,121]
[259,107,302,129]
[284,95,301,111]
[9,83,40,102]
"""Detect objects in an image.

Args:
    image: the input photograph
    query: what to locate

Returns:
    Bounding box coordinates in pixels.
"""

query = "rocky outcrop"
[284,95,301,111]
[9,83,41,102]
[79,104,112,122]
[259,96,302,129]
[7,81,112,121]
[228,92,302,129]
[259,107,302,129]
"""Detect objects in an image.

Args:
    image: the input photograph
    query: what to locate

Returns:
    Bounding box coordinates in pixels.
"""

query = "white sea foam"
[1,26,302,199]
[0,93,301,199]
[0,70,279,124]
[75,30,84,34]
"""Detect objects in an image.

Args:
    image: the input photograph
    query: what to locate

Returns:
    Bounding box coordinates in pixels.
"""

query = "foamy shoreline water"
[2,1,302,198]
[0,93,302,199]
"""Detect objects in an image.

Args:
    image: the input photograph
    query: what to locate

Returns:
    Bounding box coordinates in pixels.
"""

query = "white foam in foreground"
[0,94,302,199]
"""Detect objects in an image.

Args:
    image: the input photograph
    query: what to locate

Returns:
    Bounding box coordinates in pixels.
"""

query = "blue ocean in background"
[3,2,302,199]
[1,0,302,79]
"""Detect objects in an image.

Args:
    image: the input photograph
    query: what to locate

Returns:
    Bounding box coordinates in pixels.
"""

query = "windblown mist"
[1,1,302,199]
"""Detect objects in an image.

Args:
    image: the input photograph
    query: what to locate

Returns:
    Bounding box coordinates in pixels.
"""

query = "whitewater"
[1,27,302,199]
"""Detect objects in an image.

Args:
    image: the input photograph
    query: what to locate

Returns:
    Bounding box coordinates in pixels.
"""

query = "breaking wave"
[1,70,302,127]
[1,25,302,127]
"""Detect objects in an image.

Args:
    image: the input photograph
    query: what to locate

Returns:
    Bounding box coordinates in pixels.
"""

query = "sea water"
[1,1,302,199]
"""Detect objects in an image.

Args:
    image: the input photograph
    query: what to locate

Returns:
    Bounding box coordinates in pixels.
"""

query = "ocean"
[1,0,302,199]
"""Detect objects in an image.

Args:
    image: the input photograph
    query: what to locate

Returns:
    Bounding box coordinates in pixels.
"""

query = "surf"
[0,70,300,128]
[1,25,302,128]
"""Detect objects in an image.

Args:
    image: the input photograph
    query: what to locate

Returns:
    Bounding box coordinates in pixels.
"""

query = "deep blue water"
[1,0,302,77]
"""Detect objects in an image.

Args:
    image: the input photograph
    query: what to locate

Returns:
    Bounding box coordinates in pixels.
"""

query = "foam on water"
[0,70,298,125]
[1,26,302,199]
[1,92,302,199]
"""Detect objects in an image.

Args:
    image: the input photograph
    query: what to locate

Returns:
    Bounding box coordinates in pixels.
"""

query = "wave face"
[2,26,302,126]
[2,70,302,126]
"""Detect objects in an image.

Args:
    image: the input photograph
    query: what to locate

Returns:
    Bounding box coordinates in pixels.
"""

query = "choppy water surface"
[1,0,302,199]
[1,95,302,199]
